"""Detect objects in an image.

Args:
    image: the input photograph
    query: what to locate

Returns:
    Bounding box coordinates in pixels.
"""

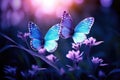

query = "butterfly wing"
[60,11,74,39]
[73,17,94,43]
[44,40,58,53]
[28,22,42,39]
[44,24,60,41]
[28,22,43,50]
[74,17,94,34]
[73,33,87,43]
[44,24,60,52]
[30,39,42,50]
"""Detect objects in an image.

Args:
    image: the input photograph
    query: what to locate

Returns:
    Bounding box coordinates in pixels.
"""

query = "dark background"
[0,0,120,80]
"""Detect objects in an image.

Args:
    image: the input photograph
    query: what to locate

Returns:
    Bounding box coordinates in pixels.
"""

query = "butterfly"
[28,22,60,53]
[60,11,94,43]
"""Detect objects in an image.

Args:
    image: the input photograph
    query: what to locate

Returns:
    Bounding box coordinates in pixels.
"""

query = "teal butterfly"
[28,22,60,53]
[60,11,94,43]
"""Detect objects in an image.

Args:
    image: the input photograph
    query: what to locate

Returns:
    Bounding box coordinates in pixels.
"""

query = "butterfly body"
[60,11,94,43]
[28,22,60,53]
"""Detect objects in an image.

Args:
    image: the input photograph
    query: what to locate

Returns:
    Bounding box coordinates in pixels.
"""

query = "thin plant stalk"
[0,32,60,72]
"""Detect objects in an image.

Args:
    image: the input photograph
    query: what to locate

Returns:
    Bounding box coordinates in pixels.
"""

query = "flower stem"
[0,33,60,72]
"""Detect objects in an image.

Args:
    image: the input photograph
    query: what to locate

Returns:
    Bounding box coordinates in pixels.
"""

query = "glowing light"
[41,0,57,14]
[31,0,42,7]
[31,0,74,16]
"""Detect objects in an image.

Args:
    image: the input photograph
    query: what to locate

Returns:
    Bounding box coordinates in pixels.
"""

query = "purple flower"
[46,54,58,62]
[66,50,83,62]
[23,32,30,38]
[91,57,103,64]
[91,57,108,66]
[83,37,103,46]
[17,31,29,39]
[4,66,16,76]
[38,48,46,54]
[32,65,46,71]
[72,43,81,50]
[21,65,46,79]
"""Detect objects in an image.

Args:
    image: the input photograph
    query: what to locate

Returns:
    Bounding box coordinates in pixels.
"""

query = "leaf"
[108,69,120,76]
[106,69,120,80]
[0,45,15,53]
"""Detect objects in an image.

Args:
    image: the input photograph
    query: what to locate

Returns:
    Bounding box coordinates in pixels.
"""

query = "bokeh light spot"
[100,0,113,8]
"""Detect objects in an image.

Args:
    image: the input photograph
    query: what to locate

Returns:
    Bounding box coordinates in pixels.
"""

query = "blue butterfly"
[60,11,94,43]
[28,22,60,53]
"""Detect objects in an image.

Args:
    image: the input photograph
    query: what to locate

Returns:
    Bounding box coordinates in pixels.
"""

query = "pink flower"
[38,48,46,54]
[72,43,81,50]
[23,32,30,38]
[17,31,29,39]
[91,57,103,64]
[91,57,108,66]
[32,65,46,71]
[46,54,57,62]
[83,37,103,46]
[66,50,83,62]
